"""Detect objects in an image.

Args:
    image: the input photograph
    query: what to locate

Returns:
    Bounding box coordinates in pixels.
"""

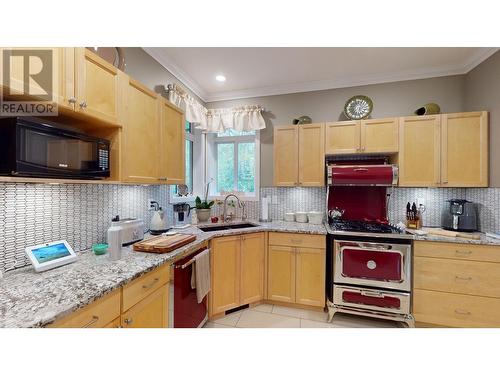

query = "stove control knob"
[367,260,377,270]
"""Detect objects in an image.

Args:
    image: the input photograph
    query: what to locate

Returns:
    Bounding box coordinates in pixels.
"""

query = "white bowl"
[284,212,295,222]
[295,212,308,223]
[307,211,324,225]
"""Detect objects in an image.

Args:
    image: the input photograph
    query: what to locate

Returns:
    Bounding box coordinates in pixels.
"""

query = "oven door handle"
[340,244,393,252]
[360,290,384,298]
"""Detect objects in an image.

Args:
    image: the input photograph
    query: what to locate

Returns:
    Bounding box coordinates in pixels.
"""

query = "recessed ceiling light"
[215,75,226,82]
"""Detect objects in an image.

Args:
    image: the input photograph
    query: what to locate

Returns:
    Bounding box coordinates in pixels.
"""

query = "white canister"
[307,211,324,225]
[107,226,122,261]
[284,212,295,222]
[295,212,308,223]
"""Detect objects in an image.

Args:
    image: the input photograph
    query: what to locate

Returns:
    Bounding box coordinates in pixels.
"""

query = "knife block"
[406,216,422,230]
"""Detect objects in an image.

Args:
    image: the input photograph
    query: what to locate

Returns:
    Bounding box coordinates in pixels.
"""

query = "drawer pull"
[124,318,133,325]
[82,315,99,328]
[454,309,471,316]
[142,277,160,290]
[455,250,472,256]
[455,276,472,282]
[360,290,384,298]
[291,239,303,244]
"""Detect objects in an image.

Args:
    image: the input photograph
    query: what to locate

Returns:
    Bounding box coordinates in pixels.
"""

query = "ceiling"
[143,47,498,103]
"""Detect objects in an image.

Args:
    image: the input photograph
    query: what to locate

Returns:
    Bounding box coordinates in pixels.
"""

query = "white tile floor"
[204,303,403,328]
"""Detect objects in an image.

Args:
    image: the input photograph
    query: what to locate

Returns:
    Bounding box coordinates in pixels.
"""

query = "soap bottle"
[107,225,122,261]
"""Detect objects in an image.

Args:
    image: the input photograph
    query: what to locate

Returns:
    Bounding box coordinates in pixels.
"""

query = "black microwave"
[0,117,110,179]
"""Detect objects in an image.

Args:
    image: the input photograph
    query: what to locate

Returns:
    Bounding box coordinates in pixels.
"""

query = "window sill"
[208,194,260,202]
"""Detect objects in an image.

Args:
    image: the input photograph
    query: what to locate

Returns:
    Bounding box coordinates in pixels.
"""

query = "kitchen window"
[170,121,203,202]
[206,129,260,199]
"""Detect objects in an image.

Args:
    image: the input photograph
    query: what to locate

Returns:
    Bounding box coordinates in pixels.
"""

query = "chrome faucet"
[223,194,246,222]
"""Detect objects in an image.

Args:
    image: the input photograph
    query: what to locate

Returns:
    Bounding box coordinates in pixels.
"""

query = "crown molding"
[143,47,499,103]
[142,47,209,102]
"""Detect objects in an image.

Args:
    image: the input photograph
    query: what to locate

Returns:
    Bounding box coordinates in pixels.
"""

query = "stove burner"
[330,219,402,234]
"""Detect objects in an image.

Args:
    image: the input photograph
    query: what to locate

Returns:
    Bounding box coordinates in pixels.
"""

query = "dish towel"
[190,248,211,303]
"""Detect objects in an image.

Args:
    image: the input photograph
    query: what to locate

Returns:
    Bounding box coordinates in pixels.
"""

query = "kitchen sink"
[198,222,260,232]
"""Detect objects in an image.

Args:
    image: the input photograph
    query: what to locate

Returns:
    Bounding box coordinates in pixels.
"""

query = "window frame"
[207,130,260,201]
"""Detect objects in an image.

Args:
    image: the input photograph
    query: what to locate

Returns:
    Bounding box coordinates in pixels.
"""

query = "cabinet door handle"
[79,100,87,108]
[454,309,471,316]
[291,239,302,244]
[455,276,472,282]
[124,318,133,325]
[142,277,160,290]
[82,315,99,328]
[455,250,472,256]
[158,177,168,181]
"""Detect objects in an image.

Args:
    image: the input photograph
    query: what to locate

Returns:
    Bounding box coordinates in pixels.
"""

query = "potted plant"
[195,181,214,222]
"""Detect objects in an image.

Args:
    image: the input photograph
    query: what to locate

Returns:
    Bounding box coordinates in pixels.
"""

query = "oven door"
[334,240,411,291]
[333,285,410,315]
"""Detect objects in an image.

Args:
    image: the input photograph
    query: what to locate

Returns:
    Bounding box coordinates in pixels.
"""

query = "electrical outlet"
[417,198,425,207]
[147,199,156,211]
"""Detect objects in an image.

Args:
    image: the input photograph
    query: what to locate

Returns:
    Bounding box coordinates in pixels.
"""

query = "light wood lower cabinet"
[414,240,500,328]
[49,289,121,328]
[210,236,241,315]
[295,247,326,307]
[49,264,171,328]
[268,245,296,303]
[240,233,266,305]
[210,233,265,316]
[267,233,326,307]
[121,284,169,328]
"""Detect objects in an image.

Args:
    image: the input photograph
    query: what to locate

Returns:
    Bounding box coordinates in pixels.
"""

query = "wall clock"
[344,95,373,120]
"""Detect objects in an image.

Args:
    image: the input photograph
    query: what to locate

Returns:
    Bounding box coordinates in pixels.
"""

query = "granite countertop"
[0,220,326,328]
[411,227,500,246]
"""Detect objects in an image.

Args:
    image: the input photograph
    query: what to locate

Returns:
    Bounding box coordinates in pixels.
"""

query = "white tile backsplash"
[1,182,499,273]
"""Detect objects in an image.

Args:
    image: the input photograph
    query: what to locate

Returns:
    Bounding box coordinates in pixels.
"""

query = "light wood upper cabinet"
[121,284,169,328]
[274,126,298,186]
[74,48,120,124]
[441,111,488,187]
[325,121,360,154]
[210,236,241,315]
[298,123,325,187]
[159,98,185,184]
[295,247,326,307]
[274,123,324,186]
[360,117,399,153]
[267,245,296,303]
[325,118,398,155]
[240,233,265,305]
[398,115,441,187]
[121,78,161,184]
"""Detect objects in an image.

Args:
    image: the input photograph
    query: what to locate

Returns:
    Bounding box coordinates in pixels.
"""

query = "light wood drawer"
[49,289,121,328]
[414,241,500,263]
[414,289,500,328]
[122,263,170,311]
[269,232,325,249]
[414,257,500,298]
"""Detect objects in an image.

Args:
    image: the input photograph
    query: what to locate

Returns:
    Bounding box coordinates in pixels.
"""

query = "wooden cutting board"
[133,234,197,254]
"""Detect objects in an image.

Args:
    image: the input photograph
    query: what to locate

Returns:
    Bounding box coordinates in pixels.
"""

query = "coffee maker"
[173,203,191,227]
[442,199,478,232]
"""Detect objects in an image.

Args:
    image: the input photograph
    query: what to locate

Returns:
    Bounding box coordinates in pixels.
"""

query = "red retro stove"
[325,158,415,328]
